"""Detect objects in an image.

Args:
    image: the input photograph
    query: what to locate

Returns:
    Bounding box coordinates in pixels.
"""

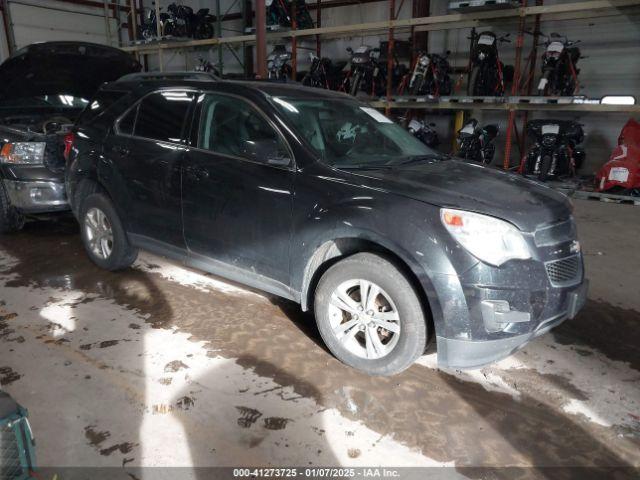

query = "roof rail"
[116,71,220,82]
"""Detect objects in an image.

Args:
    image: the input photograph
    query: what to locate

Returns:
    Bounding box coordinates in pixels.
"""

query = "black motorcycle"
[408,119,440,148]
[140,3,171,40]
[343,45,384,97]
[191,8,215,39]
[524,120,585,182]
[456,118,499,165]
[165,3,190,37]
[267,45,292,81]
[194,56,220,77]
[537,32,582,96]
[302,53,347,90]
[467,31,513,96]
[406,52,452,97]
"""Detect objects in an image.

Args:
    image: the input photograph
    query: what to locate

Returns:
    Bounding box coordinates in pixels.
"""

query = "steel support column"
[255,0,267,78]
[385,0,396,116]
[0,0,15,55]
[243,0,253,77]
[519,0,544,165]
[291,1,297,79]
[315,0,321,56]
[502,0,527,170]
[216,0,223,74]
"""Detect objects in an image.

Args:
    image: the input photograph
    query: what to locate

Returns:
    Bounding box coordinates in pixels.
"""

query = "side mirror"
[242,139,291,167]
[346,47,353,53]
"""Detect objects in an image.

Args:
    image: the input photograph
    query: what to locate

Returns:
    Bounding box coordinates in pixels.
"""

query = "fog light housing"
[481,300,531,333]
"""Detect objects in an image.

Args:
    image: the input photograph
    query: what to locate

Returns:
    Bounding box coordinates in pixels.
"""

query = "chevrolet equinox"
[65,74,588,375]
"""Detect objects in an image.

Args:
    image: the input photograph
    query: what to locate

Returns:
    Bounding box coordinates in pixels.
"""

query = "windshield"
[271,97,441,168]
[0,95,89,109]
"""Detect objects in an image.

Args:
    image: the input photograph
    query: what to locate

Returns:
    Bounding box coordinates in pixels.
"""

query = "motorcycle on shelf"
[523,120,586,182]
[537,32,582,96]
[301,53,347,90]
[407,119,440,148]
[343,45,384,97]
[266,0,313,29]
[467,31,513,97]
[194,56,220,77]
[267,45,292,81]
[456,118,499,165]
[405,52,453,97]
[139,3,214,40]
[140,3,171,40]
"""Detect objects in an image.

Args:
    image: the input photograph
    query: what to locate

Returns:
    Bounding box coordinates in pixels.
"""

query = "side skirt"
[128,233,300,303]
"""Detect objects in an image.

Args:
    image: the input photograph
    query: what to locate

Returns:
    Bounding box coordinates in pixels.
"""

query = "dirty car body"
[0,42,140,230]
[66,79,588,372]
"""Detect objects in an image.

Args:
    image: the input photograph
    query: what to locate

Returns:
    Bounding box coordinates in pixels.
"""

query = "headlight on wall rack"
[0,142,46,165]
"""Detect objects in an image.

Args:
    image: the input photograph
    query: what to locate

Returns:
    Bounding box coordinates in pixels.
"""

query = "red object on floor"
[596,119,640,192]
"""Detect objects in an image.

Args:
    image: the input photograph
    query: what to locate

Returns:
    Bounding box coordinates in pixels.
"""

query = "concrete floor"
[0,199,639,477]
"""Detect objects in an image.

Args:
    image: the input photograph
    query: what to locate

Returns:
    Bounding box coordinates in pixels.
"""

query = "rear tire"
[349,71,362,96]
[468,66,480,96]
[79,193,137,271]
[313,252,427,376]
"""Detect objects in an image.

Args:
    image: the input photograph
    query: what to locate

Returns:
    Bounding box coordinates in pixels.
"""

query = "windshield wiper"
[333,163,394,170]
[393,153,448,166]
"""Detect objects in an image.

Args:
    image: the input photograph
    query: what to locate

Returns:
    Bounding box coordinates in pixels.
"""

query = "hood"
[0,42,141,102]
[350,160,572,232]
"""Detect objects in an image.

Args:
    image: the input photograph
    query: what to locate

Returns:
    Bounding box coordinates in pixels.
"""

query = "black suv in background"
[0,42,140,232]
[66,75,587,375]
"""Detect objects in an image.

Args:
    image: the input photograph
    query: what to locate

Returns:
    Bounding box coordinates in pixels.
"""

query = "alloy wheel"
[327,279,401,360]
[84,207,114,260]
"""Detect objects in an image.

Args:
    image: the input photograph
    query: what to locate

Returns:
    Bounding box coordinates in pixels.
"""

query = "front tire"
[0,182,24,233]
[314,253,427,376]
[538,154,552,182]
[79,193,138,271]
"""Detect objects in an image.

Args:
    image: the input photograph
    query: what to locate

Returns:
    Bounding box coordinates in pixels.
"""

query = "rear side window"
[134,91,194,143]
[117,105,137,135]
[78,90,127,125]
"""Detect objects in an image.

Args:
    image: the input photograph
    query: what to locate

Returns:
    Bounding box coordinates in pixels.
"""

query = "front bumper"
[2,179,68,213]
[436,279,588,369]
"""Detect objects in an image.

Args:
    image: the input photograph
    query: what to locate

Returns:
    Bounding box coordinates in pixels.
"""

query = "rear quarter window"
[77,90,128,125]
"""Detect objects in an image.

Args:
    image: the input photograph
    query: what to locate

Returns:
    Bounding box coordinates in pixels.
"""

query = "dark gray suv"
[65,75,588,375]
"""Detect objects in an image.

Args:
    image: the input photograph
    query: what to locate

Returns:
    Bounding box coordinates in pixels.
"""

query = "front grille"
[535,218,576,247]
[545,254,582,287]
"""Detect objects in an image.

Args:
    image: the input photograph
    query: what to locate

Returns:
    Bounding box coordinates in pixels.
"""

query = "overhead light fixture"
[601,96,636,105]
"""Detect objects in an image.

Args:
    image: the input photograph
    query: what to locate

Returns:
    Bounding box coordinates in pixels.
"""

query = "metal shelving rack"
[117,0,639,168]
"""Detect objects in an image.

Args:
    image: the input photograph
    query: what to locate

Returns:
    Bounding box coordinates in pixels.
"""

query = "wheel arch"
[299,236,438,340]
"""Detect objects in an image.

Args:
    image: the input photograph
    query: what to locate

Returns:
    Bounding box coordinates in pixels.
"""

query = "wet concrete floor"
[0,199,639,477]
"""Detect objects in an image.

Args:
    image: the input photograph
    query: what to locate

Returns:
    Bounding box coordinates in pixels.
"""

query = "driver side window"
[196,93,291,167]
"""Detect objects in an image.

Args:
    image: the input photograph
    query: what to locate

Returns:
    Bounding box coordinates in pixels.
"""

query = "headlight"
[0,142,46,165]
[440,208,531,266]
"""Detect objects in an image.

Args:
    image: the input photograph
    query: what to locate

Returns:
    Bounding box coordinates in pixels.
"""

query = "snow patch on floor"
[562,399,612,427]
